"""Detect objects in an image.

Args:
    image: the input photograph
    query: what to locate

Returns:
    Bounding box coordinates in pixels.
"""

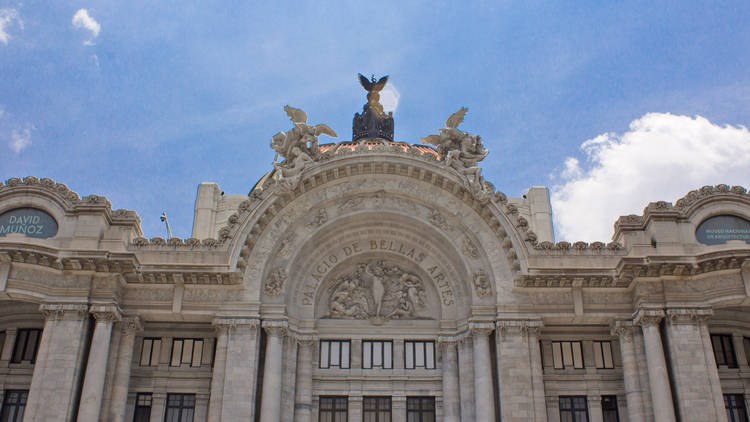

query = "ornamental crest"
[326,260,428,322]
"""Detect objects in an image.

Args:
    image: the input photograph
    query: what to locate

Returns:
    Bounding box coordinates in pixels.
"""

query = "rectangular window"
[133,393,152,422]
[140,338,162,366]
[404,341,435,369]
[0,390,28,422]
[164,394,195,422]
[0,331,5,357]
[363,396,391,422]
[559,396,588,422]
[169,339,205,367]
[319,340,350,369]
[319,396,348,422]
[712,334,738,368]
[725,394,749,422]
[552,341,584,369]
[406,397,435,422]
[362,340,393,369]
[11,329,41,364]
[601,395,620,422]
[744,337,750,367]
[594,341,615,369]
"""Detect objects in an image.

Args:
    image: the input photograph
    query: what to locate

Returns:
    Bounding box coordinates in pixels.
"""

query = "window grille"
[363,396,391,422]
[725,394,749,422]
[0,390,28,422]
[559,396,588,422]
[164,393,195,422]
[319,396,348,422]
[133,393,152,422]
[601,395,620,422]
[406,397,435,422]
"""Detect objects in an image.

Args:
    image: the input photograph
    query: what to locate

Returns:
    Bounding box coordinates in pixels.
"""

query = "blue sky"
[2,1,749,241]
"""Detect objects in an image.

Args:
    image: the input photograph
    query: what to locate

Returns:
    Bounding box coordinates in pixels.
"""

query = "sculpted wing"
[313,124,338,138]
[445,107,468,129]
[358,73,372,91]
[420,134,443,147]
[284,105,308,125]
[371,75,389,92]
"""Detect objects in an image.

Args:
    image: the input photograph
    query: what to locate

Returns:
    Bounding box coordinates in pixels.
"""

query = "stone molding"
[292,334,317,347]
[437,335,460,347]
[120,316,143,334]
[633,308,665,327]
[666,306,713,325]
[496,319,543,338]
[212,317,260,329]
[262,320,288,338]
[89,304,122,322]
[39,303,88,320]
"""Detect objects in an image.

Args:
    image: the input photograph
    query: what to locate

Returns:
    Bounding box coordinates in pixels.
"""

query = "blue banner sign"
[695,215,750,245]
[0,208,58,239]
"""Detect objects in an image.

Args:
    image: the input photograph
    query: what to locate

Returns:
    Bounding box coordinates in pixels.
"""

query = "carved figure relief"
[265,267,287,296]
[428,209,454,232]
[473,270,491,297]
[327,260,428,322]
[306,208,328,228]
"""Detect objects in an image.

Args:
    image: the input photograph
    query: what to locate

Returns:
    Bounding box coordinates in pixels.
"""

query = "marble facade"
[1,136,750,422]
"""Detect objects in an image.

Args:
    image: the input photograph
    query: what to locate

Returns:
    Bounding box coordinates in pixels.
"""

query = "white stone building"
[1,92,750,422]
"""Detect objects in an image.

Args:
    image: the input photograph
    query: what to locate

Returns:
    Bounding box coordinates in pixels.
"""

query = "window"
[404,341,435,369]
[406,397,435,422]
[140,338,162,366]
[362,340,393,369]
[0,390,27,422]
[601,395,619,422]
[363,397,391,422]
[11,329,41,364]
[594,341,614,369]
[559,396,588,422]
[170,339,204,367]
[744,337,750,366]
[319,396,347,422]
[164,394,195,422]
[725,394,749,422]
[319,340,350,369]
[552,341,584,369]
[0,331,5,357]
[712,334,738,368]
[133,393,152,422]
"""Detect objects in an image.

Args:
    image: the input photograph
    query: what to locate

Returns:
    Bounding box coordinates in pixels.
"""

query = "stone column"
[280,335,298,422]
[588,395,603,421]
[457,335,475,421]
[611,320,646,422]
[25,303,90,422]
[0,328,17,362]
[663,307,727,422]
[211,318,261,421]
[110,317,142,422]
[294,336,315,422]
[470,322,496,422]
[150,392,167,421]
[634,308,676,422]
[438,336,461,422]
[733,333,748,370]
[495,319,546,422]
[208,322,229,421]
[260,320,287,422]
[78,305,121,422]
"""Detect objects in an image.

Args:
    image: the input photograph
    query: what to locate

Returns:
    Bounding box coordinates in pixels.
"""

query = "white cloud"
[72,9,100,44]
[0,8,22,45]
[9,127,31,153]
[380,84,400,114]
[550,113,750,241]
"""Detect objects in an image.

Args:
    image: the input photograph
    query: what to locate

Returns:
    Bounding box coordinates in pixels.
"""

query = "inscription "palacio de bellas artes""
[301,239,455,307]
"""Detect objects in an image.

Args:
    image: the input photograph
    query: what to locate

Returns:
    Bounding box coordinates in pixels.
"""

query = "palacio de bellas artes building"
[1,74,750,422]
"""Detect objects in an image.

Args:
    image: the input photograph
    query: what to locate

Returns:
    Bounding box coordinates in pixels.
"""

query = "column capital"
[438,335,460,348]
[262,320,288,337]
[666,306,713,325]
[496,318,543,338]
[610,320,635,340]
[469,322,494,337]
[39,303,88,320]
[120,316,143,334]
[90,304,122,322]
[292,333,317,347]
[633,308,665,327]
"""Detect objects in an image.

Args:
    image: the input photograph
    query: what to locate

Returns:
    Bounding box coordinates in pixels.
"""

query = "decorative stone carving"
[469,322,495,337]
[462,237,479,259]
[327,260,428,322]
[262,320,288,337]
[633,308,665,327]
[264,267,287,296]
[495,319,543,338]
[610,320,634,340]
[666,307,713,325]
[39,303,89,320]
[428,209,454,232]
[472,270,491,297]
[271,106,337,190]
[276,233,296,257]
[306,208,328,228]
[421,108,489,194]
